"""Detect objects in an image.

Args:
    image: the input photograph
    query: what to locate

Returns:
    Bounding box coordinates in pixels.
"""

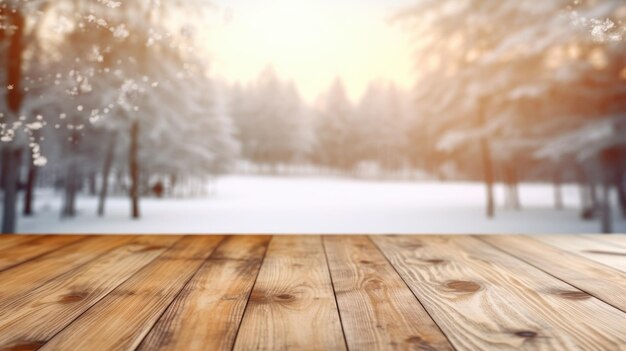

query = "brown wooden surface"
[0,235,180,350]
[0,235,83,272]
[0,235,134,302]
[323,236,453,351]
[0,234,39,251]
[480,235,626,314]
[234,235,346,351]
[535,235,626,272]
[138,236,270,351]
[373,235,626,350]
[0,234,625,351]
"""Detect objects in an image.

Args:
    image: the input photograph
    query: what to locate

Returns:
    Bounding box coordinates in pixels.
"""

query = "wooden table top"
[0,234,625,350]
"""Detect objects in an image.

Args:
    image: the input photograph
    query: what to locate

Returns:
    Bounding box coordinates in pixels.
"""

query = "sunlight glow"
[205,0,414,101]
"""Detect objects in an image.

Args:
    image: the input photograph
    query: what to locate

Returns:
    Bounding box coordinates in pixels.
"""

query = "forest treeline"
[1,0,625,233]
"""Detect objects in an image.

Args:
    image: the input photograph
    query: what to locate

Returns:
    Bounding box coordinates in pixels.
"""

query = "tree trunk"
[88,172,97,196]
[511,173,521,211]
[478,99,495,218]
[2,147,22,233]
[114,171,125,195]
[61,130,80,218]
[61,168,78,218]
[169,174,177,197]
[589,182,599,214]
[61,160,79,218]
[617,170,626,217]
[97,131,116,216]
[129,121,140,219]
[599,147,622,230]
[480,137,495,218]
[2,9,25,233]
[22,151,38,216]
[600,182,612,234]
[578,183,590,217]
[553,169,564,210]
[503,164,521,210]
[576,166,593,219]
[0,150,7,191]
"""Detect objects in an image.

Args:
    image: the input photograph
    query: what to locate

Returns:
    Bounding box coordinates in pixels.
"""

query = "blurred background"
[0,0,625,234]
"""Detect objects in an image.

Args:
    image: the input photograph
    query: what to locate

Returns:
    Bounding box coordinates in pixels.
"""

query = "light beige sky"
[203,0,415,102]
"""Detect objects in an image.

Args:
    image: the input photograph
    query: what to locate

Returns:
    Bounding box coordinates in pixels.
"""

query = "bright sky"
[203,0,416,102]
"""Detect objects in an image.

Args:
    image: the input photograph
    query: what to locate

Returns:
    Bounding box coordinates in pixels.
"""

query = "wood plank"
[535,235,626,272]
[0,235,84,271]
[0,235,38,251]
[0,235,135,303]
[585,234,626,249]
[440,236,626,349]
[234,235,346,351]
[480,235,626,313]
[138,235,270,351]
[0,235,181,350]
[209,234,270,261]
[41,235,224,351]
[1,234,623,350]
[323,236,453,351]
[372,235,626,350]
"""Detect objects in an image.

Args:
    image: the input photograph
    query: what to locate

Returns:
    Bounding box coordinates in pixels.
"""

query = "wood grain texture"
[1,234,626,350]
[0,235,134,302]
[0,235,180,351]
[0,235,38,251]
[138,235,270,351]
[234,235,346,351]
[481,235,626,313]
[536,235,626,272]
[0,235,84,271]
[323,235,453,351]
[373,235,543,350]
[41,235,224,351]
[446,235,626,349]
[585,234,626,249]
[208,234,270,260]
[372,235,626,350]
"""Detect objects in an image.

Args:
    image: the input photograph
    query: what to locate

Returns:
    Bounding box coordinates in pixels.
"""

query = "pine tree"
[315,78,355,170]
[229,68,312,168]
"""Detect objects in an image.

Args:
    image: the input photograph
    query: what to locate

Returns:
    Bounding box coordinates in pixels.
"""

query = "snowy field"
[16,175,626,234]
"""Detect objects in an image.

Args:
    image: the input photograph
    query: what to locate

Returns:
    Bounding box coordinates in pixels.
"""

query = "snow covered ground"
[16,175,626,234]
